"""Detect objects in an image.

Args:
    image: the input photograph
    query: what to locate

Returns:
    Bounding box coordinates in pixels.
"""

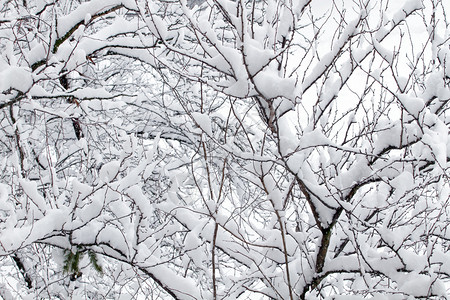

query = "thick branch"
[11,253,32,289]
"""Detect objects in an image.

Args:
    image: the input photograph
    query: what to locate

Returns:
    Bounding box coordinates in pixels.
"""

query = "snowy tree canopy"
[0,0,449,299]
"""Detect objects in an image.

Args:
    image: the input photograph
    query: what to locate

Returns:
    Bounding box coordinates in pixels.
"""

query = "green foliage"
[63,247,103,279]
[63,248,81,274]
[88,250,103,274]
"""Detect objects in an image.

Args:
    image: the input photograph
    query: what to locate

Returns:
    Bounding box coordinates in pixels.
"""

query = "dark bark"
[11,254,32,289]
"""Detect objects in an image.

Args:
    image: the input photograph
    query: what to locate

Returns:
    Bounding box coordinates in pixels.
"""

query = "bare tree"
[0,0,449,299]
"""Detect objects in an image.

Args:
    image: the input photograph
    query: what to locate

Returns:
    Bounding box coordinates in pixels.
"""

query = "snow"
[390,171,414,200]
[335,156,372,190]
[372,37,393,64]
[396,76,408,91]
[84,13,91,25]
[97,226,128,254]
[392,0,424,26]
[0,0,448,298]
[72,87,112,99]
[146,15,168,40]
[399,248,427,271]
[253,71,297,100]
[293,0,311,17]
[140,260,203,299]
[19,179,47,212]
[397,94,425,117]
[191,112,213,136]
[78,193,104,223]
[127,185,153,218]
[56,0,124,38]
[370,68,382,80]
[298,128,333,149]
[243,41,276,75]
[222,79,250,97]
[0,67,33,93]
[184,230,202,251]
[0,209,68,251]
[422,118,448,167]
[0,183,10,211]
[396,272,436,297]
[158,200,257,267]
[27,43,47,68]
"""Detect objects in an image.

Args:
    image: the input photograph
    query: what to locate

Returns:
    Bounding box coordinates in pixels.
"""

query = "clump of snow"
[390,171,414,199]
[392,0,424,26]
[56,0,124,38]
[370,68,382,80]
[78,193,104,223]
[84,13,91,25]
[99,161,120,182]
[0,209,68,251]
[184,230,202,251]
[19,179,47,212]
[293,0,311,17]
[0,67,33,93]
[422,118,448,167]
[28,44,47,68]
[396,76,408,91]
[222,79,250,97]
[191,112,213,136]
[72,87,112,99]
[127,185,153,217]
[396,272,437,297]
[243,40,276,75]
[253,71,297,100]
[299,128,332,148]
[397,94,425,117]
[373,37,393,64]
